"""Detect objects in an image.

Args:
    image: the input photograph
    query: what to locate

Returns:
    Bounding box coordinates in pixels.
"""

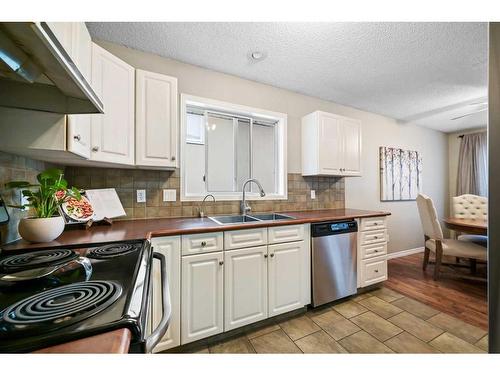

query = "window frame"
[180,94,288,202]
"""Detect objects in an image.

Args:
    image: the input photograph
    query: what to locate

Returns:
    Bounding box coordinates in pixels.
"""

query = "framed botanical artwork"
[380,146,422,201]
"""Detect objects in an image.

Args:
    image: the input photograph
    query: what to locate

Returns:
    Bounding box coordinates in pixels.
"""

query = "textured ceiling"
[87,22,487,133]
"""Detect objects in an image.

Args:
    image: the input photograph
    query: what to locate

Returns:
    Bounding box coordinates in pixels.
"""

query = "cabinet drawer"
[268,225,305,244]
[360,216,387,231]
[360,242,387,260]
[182,232,223,255]
[361,257,387,286]
[224,228,267,250]
[359,229,387,245]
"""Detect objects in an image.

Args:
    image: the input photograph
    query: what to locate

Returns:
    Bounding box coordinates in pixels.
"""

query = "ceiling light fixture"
[250,51,266,61]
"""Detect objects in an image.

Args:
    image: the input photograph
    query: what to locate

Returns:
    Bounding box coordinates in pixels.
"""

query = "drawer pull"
[270,253,275,258]
[374,222,378,225]
[374,236,378,239]
[219,261,224,266]
[201,241,207,247]
[264,254,268,258]
[374,250,379,252]
[374,269,379,273]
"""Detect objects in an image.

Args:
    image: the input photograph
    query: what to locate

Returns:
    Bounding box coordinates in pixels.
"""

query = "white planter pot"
[18,216,65,243]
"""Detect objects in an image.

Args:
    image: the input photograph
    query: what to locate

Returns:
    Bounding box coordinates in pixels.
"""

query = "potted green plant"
[5,168,81,243]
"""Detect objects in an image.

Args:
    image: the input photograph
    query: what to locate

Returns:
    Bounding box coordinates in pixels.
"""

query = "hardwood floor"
[385,253,487,330]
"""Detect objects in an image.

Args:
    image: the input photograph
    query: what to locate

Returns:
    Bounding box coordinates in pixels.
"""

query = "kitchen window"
[180,94,287,201]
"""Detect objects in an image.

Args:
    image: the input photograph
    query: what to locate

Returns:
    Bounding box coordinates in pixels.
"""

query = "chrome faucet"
[240,179,266,215]
[199,194,216,218]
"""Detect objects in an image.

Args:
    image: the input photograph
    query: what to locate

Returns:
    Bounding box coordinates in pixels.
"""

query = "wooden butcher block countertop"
[2,208,390,252]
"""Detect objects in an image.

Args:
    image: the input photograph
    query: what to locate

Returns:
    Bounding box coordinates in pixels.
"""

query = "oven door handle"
[145,252,172,353]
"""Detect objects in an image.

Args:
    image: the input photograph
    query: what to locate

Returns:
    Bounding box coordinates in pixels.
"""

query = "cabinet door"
[67,24,92,159]
[224,246,268,331]
[90,43,135,165]
[150,236,181,353]
[136,70,178,168]
[268,241,306,317]
[341,118,362,176]
[46,23,74,56]
[318,113,342,174]
[181,252,223,344]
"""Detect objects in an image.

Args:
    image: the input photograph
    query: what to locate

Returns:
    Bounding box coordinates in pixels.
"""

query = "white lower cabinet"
[268,241,306,317]
[150,236,181,353]
[175,225,310,348]
[181,251,224,344]
[357,216,389,288]
[224,246,268,331]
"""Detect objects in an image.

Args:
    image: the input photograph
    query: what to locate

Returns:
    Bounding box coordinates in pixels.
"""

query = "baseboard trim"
[387,247,424,259]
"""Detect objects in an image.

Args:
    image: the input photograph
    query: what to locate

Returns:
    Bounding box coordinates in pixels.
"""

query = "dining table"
[443,217,488,236]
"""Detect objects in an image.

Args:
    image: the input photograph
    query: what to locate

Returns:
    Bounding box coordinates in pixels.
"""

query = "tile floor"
[184,287,488,354]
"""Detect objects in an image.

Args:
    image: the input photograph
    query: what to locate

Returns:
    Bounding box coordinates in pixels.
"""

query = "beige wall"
[97,40,449,254]
[448,128,487,213]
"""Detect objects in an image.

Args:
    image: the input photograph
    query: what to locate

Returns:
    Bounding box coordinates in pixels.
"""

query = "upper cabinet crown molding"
[90,42,135,165]
[301,110,362,177]
[135,69,178,168]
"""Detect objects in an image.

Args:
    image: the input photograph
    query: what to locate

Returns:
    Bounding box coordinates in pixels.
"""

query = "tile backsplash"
[0,152,53,244]
[0,154,345,244]
[64,167,345,219]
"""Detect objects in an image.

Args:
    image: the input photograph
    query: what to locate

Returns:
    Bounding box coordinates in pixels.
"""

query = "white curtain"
[457,131,488,196]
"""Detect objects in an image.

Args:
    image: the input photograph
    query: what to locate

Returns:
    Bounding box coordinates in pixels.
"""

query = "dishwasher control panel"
[311,220,358,237]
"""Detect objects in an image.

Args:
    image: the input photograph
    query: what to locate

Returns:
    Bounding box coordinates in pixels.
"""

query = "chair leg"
[470,258,477,275]
[423,248,430,271]
[434,246,443,281]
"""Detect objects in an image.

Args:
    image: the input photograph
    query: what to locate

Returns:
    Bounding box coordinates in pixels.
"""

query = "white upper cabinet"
[90,43,135,165]
[46,22,93,159]
[302,111,362,176]
[136,70,178,168]
[67,24,92,159]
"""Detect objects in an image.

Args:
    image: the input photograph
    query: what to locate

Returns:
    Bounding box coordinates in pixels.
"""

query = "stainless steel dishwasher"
[311,220,358,307]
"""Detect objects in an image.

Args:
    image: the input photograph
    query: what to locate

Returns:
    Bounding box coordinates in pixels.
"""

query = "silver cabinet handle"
[92,146,99,152]
[73,134,81,141]
[219,261,224,266]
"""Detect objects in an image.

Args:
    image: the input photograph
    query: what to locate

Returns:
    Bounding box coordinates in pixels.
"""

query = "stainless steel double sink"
[209,213,295,225]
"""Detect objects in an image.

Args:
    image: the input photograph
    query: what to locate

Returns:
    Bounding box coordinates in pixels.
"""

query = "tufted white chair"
[452,194,487,246]
[416,194,486,280]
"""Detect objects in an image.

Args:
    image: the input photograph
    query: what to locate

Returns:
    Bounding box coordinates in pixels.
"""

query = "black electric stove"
[0,240,169,353]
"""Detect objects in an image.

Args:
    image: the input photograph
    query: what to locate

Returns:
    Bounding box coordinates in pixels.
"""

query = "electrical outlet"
[310,190,316,199]
[136,189,146,203]
[20,194,29,211]
[162,189,176,202]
